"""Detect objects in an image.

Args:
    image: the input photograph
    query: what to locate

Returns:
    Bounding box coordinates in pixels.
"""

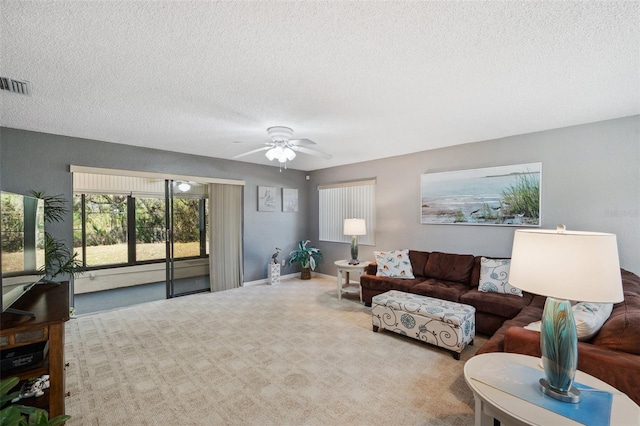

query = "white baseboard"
[243,272,298,287]
[243,272,335,287]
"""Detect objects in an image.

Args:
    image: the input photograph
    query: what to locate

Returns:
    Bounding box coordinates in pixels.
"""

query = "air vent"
[0,77,31,96]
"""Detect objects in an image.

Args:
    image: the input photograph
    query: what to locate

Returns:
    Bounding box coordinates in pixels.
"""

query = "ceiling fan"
[232,126,332,169]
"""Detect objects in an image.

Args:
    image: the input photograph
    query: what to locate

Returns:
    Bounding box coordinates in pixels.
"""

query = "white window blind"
[318,179,375,245]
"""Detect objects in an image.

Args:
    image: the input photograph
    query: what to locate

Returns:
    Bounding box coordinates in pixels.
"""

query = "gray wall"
[309,116,640,276]
[0,127,311,282]
[3,115,639,283]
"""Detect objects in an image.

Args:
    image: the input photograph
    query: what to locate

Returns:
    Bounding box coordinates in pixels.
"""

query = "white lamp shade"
[344,218,366,236]
[509,228,623,303]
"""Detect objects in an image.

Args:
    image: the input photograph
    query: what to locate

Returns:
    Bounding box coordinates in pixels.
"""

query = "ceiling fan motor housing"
[267,126,293,142]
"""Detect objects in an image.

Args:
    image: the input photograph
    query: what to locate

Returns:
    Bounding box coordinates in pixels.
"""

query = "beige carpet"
[64,277,486,425]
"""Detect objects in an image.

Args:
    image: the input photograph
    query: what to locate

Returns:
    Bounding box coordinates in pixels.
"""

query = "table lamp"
[343,218,366,265]
[508,225,623,403]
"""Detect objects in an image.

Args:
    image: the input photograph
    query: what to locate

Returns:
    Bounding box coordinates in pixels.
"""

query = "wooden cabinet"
[1,282,69,418]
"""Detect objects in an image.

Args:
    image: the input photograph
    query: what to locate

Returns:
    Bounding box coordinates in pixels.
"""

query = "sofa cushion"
[410,279,470,302]
[459,288,533,319]
[360,274,424,294]
[478,257,522,297]
[590,274,640,355]
[408,250,429,277]
[374,249,415,279]
[524,302,613,341]
[423,251,475,284]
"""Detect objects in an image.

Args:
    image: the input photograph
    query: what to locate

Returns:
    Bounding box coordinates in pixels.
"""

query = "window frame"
[318,179,376,245]
[74,192,208,270]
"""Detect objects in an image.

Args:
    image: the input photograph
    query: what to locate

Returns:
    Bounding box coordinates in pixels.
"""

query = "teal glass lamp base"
[349,235,359,265]
[540,297,581,403]
[539,378,581,403]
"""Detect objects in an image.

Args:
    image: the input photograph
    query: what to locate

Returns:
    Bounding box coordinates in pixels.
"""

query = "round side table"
[464,352,639,426]
[334,260,370,302]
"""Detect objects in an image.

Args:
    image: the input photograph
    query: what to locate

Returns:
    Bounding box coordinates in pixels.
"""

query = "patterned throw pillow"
[375,249,415,279]
[478,257,522,297]
[524,302,613,341]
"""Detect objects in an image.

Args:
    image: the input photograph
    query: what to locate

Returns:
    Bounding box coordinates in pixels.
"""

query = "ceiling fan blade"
[232,146,270,159]
[289,138,316,146]
[291,145,332,159]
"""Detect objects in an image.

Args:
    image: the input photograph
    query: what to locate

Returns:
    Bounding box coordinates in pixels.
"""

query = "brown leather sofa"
[360,250,640,405]
[477,269,640,405]
[361,250,534,336]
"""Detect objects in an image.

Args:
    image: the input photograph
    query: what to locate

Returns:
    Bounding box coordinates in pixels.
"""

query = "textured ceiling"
[1,1,639,171]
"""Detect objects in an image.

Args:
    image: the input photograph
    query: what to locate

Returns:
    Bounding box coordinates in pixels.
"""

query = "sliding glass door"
[72,172,210,313]
[165,179,175,298]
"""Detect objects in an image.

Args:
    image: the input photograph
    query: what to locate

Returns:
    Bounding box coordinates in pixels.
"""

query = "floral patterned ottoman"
[371,290,476,360]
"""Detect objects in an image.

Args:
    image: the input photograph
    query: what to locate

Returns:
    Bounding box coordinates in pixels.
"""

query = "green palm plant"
[29,191,84,280]
[289,240,323,279]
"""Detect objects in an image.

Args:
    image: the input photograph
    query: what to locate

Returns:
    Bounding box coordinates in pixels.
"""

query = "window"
[82,194,128,266]
[73,193,208,268]
[135,197,166,262]
[72,171,209,268]
[172,198,204,258]
[318,179,375,245]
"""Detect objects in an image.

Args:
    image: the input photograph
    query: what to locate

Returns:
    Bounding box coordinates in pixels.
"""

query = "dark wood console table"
[0,282,70,418]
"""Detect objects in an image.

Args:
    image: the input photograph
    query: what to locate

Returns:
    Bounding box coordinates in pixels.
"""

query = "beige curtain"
[209,183,243,292]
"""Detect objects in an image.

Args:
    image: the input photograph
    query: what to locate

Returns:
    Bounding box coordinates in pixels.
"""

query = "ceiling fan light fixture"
[232,126,330,167]
[283,147,296,161]
[265,148,277,161]
[265,144,295,163]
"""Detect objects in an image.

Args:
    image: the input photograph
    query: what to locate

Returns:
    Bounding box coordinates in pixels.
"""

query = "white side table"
[334,260,370,302]
[464,352,639,426]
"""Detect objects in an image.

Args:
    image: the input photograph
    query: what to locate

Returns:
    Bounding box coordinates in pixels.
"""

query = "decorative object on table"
[288,240,323,280]
[257,186,277,212]
[420,162,541,226]
[282,188,298,212]
[343,218,366,265]
[232,126,332,171]
[271,247,281,264]
[11,375,50,402]
[508,225,623,403]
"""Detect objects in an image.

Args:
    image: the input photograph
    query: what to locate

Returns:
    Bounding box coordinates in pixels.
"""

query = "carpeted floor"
[64,277,486,425]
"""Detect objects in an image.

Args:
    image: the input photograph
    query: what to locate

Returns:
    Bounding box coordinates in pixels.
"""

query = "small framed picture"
[282,188,298,212]
[258,186,277,212]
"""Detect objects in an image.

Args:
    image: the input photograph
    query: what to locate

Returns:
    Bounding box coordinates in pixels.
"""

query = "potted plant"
[0,376,70,426]
[30,191,84,281]
[289,240,323,280]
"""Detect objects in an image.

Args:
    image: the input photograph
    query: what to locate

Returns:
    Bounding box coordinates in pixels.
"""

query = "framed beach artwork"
[420,162,541,226]
[282,188,298,212]
[258,186,277,212]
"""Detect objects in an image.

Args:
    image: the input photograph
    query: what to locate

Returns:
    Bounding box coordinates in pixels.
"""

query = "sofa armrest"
[503,327,541,357]
[365,262,378,275]
[504,327,640,405]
